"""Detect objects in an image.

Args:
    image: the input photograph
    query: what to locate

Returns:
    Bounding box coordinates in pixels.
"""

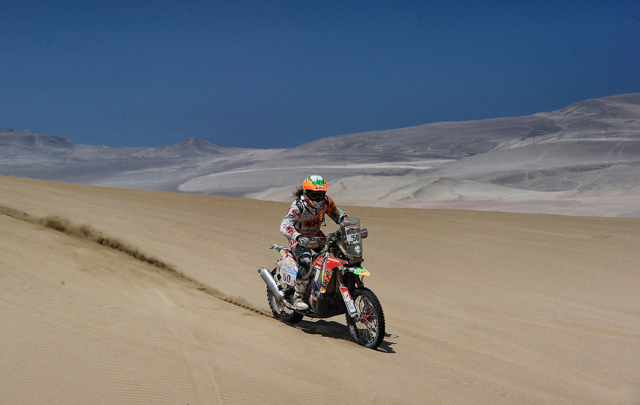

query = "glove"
[338,214,349,224]
[296,235,310,246]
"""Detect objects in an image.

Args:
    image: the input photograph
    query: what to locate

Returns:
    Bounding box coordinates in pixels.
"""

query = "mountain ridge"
[2,93,639,156]
[1,93,639,217]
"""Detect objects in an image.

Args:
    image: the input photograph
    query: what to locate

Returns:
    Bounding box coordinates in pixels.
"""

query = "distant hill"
[0,130,231,157]
[283,93,640,161]
[1,93,639,217]
[0,129,75,148]
[129,138,235,158]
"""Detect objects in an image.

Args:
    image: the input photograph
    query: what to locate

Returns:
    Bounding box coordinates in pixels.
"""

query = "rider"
[280,175,349,310]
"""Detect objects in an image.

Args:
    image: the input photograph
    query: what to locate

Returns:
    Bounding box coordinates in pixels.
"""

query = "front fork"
[335,271,359,319]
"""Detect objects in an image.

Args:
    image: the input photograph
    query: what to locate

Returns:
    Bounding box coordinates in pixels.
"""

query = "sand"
[1,175,639,404]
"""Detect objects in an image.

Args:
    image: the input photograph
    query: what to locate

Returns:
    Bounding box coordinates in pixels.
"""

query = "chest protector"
[294,199,326,235]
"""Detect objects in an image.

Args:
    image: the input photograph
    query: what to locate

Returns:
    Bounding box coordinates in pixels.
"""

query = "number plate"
[345,224,361,245]
[281,266,297,286]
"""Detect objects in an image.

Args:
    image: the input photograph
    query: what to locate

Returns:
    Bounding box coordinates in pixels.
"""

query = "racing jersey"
[280,195,347,243]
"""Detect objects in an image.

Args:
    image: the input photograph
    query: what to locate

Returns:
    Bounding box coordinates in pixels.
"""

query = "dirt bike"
[257,217,385,349]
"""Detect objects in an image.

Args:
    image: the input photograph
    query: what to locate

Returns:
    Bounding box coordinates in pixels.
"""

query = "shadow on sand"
[288,319,397,353]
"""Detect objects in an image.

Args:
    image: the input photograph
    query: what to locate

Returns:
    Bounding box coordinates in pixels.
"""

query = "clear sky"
[2,1,639,149]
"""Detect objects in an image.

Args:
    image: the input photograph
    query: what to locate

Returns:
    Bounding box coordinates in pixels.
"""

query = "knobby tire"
[347,287,386,349]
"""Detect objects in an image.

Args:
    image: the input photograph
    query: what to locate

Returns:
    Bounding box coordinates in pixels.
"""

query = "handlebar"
[300,235,329,249]
[299,227,368,249]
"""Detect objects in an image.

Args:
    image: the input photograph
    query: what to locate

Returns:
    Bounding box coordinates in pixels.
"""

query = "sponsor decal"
[325,257,346,270]
[321,268,332,293]
[303,217,323,228]
[340,286,358,316]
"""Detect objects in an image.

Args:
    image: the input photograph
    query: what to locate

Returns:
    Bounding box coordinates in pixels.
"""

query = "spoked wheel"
[346,287,385,349]
[267,269,303,324]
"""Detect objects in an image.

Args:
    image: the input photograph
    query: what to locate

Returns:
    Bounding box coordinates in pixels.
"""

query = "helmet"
[301,175,327,212]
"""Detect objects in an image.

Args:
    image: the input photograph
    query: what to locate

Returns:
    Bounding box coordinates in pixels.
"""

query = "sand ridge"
[1,175,639,404]
[0,205,271,318]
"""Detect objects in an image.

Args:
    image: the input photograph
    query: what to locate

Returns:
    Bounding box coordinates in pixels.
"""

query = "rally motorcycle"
[257,217,385,349]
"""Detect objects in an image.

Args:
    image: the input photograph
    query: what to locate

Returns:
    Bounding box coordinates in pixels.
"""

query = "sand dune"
[1,175,639,404]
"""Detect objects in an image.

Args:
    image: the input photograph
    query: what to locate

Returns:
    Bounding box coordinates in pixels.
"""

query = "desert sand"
[1,175,639,404]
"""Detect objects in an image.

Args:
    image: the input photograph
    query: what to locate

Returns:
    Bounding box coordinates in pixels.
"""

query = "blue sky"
[2,1,639,149]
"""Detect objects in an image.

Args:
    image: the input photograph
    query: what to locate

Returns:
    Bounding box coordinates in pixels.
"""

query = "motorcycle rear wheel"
[346,287,385,349]
[267,269,304,324]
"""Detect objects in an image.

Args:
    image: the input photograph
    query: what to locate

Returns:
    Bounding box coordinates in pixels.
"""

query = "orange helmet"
[302,175,327,192]
[302,176,327,210]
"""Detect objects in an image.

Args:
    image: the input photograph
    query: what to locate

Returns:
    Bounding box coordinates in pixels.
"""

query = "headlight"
[354,245,361,254]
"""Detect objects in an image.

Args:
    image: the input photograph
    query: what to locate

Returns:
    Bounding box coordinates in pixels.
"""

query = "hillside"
[1,93,639,216]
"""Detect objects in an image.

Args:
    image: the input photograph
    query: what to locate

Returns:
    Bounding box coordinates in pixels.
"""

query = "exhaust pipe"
[258,267,285,303]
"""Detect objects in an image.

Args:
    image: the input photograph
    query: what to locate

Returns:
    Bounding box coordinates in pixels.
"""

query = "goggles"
[305,190,326,202]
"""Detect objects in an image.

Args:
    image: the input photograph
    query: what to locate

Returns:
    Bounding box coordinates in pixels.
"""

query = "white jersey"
[280,196,345,242]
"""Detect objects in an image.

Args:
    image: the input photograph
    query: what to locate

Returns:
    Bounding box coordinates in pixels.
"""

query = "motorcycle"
[257,217,385,349]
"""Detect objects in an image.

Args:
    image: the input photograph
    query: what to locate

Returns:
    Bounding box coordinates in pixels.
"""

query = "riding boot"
[292,280,309,311]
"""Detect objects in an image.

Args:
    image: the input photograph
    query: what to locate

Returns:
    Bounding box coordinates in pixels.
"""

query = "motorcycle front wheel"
[267,269,304,324]
[346,287,386,349]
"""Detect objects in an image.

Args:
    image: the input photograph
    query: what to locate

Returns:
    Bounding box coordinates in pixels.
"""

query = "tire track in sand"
[0,204,272,318]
